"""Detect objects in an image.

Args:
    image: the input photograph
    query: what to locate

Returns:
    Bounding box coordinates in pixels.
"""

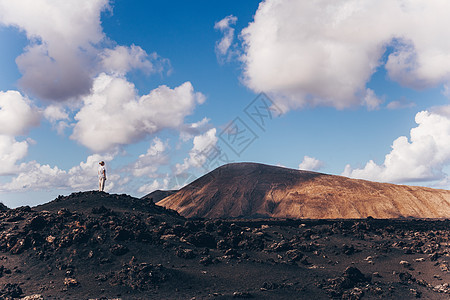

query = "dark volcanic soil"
[0,191,449,299]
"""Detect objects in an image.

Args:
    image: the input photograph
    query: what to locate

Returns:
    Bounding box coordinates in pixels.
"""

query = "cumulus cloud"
[0,162,67,191]
[0,90,40,135]
[138,179,168,194]
[240,0,450,111]
[179,117,212,142]
[71,73,205,152]
[362,88,383,111]
[214,15,238,62]
[343,110,450,183]
[0,90,40,176]
[100,44,170,76]
[44,105,70,134]
[43,105,69,123]
[68,153,116,190]
[175,128,218,174]
[298,156,324,171]
[0,0,109,101]
[0,153,117,192]
[0,1,169,103]
[430,105,450,118]
[129,138,169,177]
[0,135,29,175]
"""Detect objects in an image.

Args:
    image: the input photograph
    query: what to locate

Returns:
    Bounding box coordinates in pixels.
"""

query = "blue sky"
[1,0,450,208]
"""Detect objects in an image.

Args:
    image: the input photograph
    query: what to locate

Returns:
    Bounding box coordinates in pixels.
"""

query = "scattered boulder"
[398,272,415,283]
[400,260,411,269]
[342,244,356,255]
[110,263,170,290]
[233,291,253,298]
[176,248,196,259]
[199,255,217,266]
[186,231,216,248]
[20,294,45,300]
[63,277,79,287]
[110,244,129,256]
[26,215,48,231]
[0,265,11,278]
[323,266,370,298]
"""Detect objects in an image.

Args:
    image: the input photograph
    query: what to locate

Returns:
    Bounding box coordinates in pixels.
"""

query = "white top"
[98,165,106,179]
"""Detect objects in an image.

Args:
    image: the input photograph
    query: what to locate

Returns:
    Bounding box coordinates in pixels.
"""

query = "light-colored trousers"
[99,177,106,191]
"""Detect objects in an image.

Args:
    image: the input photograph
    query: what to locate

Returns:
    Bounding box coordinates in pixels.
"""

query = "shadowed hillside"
[141,189,178,203]
[158,163,450,219]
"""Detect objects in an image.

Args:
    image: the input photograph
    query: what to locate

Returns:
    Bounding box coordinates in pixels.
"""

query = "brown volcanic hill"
[157,163,450,219]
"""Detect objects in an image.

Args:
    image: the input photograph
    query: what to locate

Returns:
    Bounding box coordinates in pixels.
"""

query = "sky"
[1,0,450,208]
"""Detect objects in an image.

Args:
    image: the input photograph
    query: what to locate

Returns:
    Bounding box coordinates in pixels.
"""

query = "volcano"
[157,163,450,219]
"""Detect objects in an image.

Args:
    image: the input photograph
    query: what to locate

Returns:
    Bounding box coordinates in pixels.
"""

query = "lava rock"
[0,203,9,211]
[110,263,170,290]
[110,244,129,256]
[113,227,133,241]
[199,255,214,266]
[323,266,370,297]
[186,231,216,248]
[26,215,48,231]
[63,277,79,287]
[176,248,196,259]
[0,283,23,298]
[233,291,253,298]
[0,265,11,278]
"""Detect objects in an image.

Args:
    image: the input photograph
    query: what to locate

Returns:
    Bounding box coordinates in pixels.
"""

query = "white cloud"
[362,88,383,111]
[0,153,117,192]
[130,138,169,177]
[100,44,170,76]
[0,1,169,103]
[179,117,212,142]
[214,15,238,62]
[343,110,450,183]
[1,162,67,191]
[138,179,166,194]
[0,90,40,135]
[0,90,38,176]
[387,99,416,110]
[240,0,450,111]
[71,73,205,152]
[0,135,29,175]
[44,105,71,135]
[43,105,69,122]
[298,156,324,171]
[67,153,116,190]
[434,175,450,190]
[430,105,450,118]
[0,0,109,101]
[175,128,218,174]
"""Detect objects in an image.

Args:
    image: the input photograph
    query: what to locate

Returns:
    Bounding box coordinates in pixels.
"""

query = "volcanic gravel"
[0,191,449,299]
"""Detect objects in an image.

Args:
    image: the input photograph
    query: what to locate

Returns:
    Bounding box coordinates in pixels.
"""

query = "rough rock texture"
[158,163,450,219]
[0,191,449,299]
[0,203,9,212]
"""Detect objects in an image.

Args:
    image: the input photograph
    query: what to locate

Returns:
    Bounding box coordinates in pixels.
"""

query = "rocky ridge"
[0,191,448,299]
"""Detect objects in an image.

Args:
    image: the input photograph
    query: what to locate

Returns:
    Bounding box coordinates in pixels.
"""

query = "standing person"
[98,161,107,192]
